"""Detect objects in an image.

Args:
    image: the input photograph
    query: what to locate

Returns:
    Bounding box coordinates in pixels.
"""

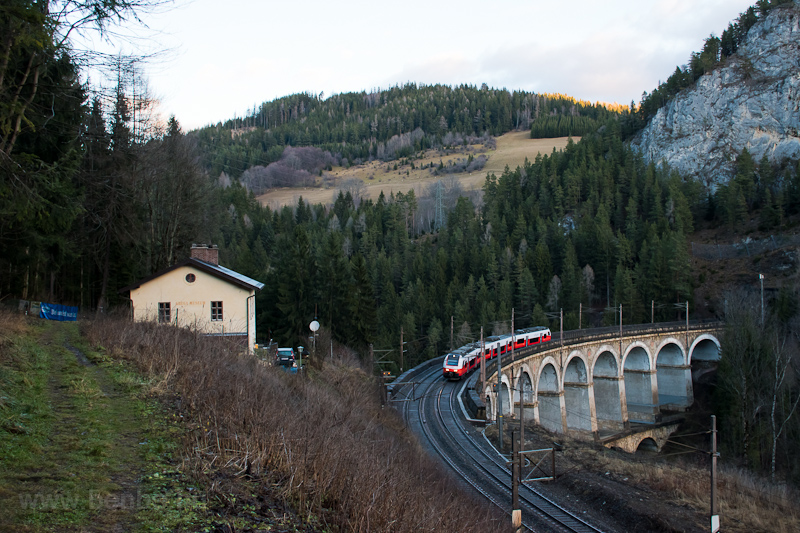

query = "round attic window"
[185,273,196,283]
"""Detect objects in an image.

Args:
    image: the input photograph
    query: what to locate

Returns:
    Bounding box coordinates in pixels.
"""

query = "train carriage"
[442,326,551,380]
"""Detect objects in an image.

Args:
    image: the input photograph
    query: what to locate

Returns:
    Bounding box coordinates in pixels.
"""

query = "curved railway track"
[393,365,610,533]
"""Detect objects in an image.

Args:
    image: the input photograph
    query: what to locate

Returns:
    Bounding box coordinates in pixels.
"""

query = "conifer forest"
[3,0,800,484]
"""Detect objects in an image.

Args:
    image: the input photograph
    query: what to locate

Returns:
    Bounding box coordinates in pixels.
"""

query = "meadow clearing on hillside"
[257,133,576,208]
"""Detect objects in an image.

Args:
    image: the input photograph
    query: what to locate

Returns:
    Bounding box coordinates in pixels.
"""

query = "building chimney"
[190,243,219,266]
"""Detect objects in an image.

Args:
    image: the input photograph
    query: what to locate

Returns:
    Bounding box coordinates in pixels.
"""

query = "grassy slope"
[82,317,507,533]
[2,312,507,532]
[0,313,215,532]
[257,132,576,208]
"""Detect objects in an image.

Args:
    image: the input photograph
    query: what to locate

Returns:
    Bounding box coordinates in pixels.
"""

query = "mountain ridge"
[631,0,800,186]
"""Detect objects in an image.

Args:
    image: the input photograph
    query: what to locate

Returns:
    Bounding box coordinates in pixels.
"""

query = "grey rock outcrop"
[631,1,800,188]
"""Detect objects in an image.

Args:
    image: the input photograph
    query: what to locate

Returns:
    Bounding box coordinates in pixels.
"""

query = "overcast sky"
[103,0,756,130]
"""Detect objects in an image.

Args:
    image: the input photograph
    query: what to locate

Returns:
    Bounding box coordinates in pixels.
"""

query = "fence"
[690,234,800,260]
[16,300,78,321]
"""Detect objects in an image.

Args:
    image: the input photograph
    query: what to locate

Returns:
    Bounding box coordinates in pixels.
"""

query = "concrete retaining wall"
[388,356,444,397]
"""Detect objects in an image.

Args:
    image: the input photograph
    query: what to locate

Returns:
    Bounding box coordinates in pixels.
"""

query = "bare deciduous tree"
[338,178,366,203]
[718,289,800,479]
[240,146,334,193]
[582,264,596,305]
[547,275,562,311]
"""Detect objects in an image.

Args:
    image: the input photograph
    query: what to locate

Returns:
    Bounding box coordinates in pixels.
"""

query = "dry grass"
[0,307,29,353]
[485,132,576,175]
[84,318,507,532]
[0,308,28,416]
[549,431,800,533]
[256,133,575,208]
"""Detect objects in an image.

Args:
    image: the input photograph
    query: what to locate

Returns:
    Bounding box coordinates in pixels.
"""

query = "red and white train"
[442,326,552,380]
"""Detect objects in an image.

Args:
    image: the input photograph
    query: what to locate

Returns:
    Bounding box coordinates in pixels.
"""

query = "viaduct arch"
[482,322,722,447]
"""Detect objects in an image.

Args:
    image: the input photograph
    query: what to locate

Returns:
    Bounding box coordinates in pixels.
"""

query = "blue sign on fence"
[40,303,78,322]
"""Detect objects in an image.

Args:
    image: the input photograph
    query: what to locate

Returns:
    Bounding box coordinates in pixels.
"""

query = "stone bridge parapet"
[475,321,722,450]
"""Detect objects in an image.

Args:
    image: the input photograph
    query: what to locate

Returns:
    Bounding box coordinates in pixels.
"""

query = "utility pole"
[310,319,319,361]
[497,339,503,451]
[480,326,486,394]
[400,327,404,373]
[374,343,388,407]
[511,308,515,362]
[517,376,525,468]
[711,415,719,533]
[512,432,521,531]
[652,300,655,324]
[450,316,454,351]
[619,304,623,367]
[759,273,765,328]
[685,300,689,354]
[579,302,582,329]
[511,378,524,532]
[560,308,564,367]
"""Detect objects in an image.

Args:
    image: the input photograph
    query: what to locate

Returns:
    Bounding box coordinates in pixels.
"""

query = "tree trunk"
[97,234,111,315]
[771,389,778,481]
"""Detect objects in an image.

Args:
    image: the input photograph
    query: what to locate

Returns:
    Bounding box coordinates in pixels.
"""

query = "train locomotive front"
[442,346,478,380]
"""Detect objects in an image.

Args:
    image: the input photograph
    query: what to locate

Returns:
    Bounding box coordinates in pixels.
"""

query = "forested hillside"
[190,84,622,180]
[3,0,800,486]
[212,125,705,353]
[205,109,799,488]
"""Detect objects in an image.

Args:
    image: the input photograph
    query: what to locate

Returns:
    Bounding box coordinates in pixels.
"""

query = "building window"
[211,301,223,321]
[185,273,196,283]
[158,302,171,323]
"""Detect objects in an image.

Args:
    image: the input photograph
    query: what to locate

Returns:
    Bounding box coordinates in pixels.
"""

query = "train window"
[446,355,460,365]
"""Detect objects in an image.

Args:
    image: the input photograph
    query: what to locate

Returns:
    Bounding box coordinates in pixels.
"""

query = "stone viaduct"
[481,321,723,448]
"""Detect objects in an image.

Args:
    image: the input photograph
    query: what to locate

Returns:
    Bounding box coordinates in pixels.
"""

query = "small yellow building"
[120,244,264,353]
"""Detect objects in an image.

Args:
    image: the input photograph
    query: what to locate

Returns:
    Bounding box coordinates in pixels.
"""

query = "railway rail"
[389,320,723,531]
[393,364,611,533]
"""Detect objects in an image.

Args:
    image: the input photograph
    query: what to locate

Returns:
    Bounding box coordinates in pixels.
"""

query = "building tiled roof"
[119,258,265,294]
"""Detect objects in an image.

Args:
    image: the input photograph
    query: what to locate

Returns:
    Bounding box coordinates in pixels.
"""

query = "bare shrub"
[549,428,800,533]
[429,155,487,176]
[381,128,425,161]
[0,307,28,354]
[481,136,497,150]
[84,317,505,532]
[442,131,464,147]
[0,307,26,332]
[241,146,335,194]
[338,177,367,203]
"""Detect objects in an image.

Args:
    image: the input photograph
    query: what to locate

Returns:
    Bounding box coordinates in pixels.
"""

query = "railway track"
[393,365,610,533]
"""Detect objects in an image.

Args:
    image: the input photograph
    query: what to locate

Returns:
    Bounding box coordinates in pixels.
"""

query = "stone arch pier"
[484,322,722,443]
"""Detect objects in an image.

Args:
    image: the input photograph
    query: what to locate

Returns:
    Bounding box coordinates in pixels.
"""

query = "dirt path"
[1,322,146,532]
[65,342,144,533]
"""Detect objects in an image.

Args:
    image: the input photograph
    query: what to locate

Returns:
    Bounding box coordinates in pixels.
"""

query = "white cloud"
[130,0,756,129]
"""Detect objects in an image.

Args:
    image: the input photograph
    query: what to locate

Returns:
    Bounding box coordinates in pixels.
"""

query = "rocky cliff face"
[631,2,800,187]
